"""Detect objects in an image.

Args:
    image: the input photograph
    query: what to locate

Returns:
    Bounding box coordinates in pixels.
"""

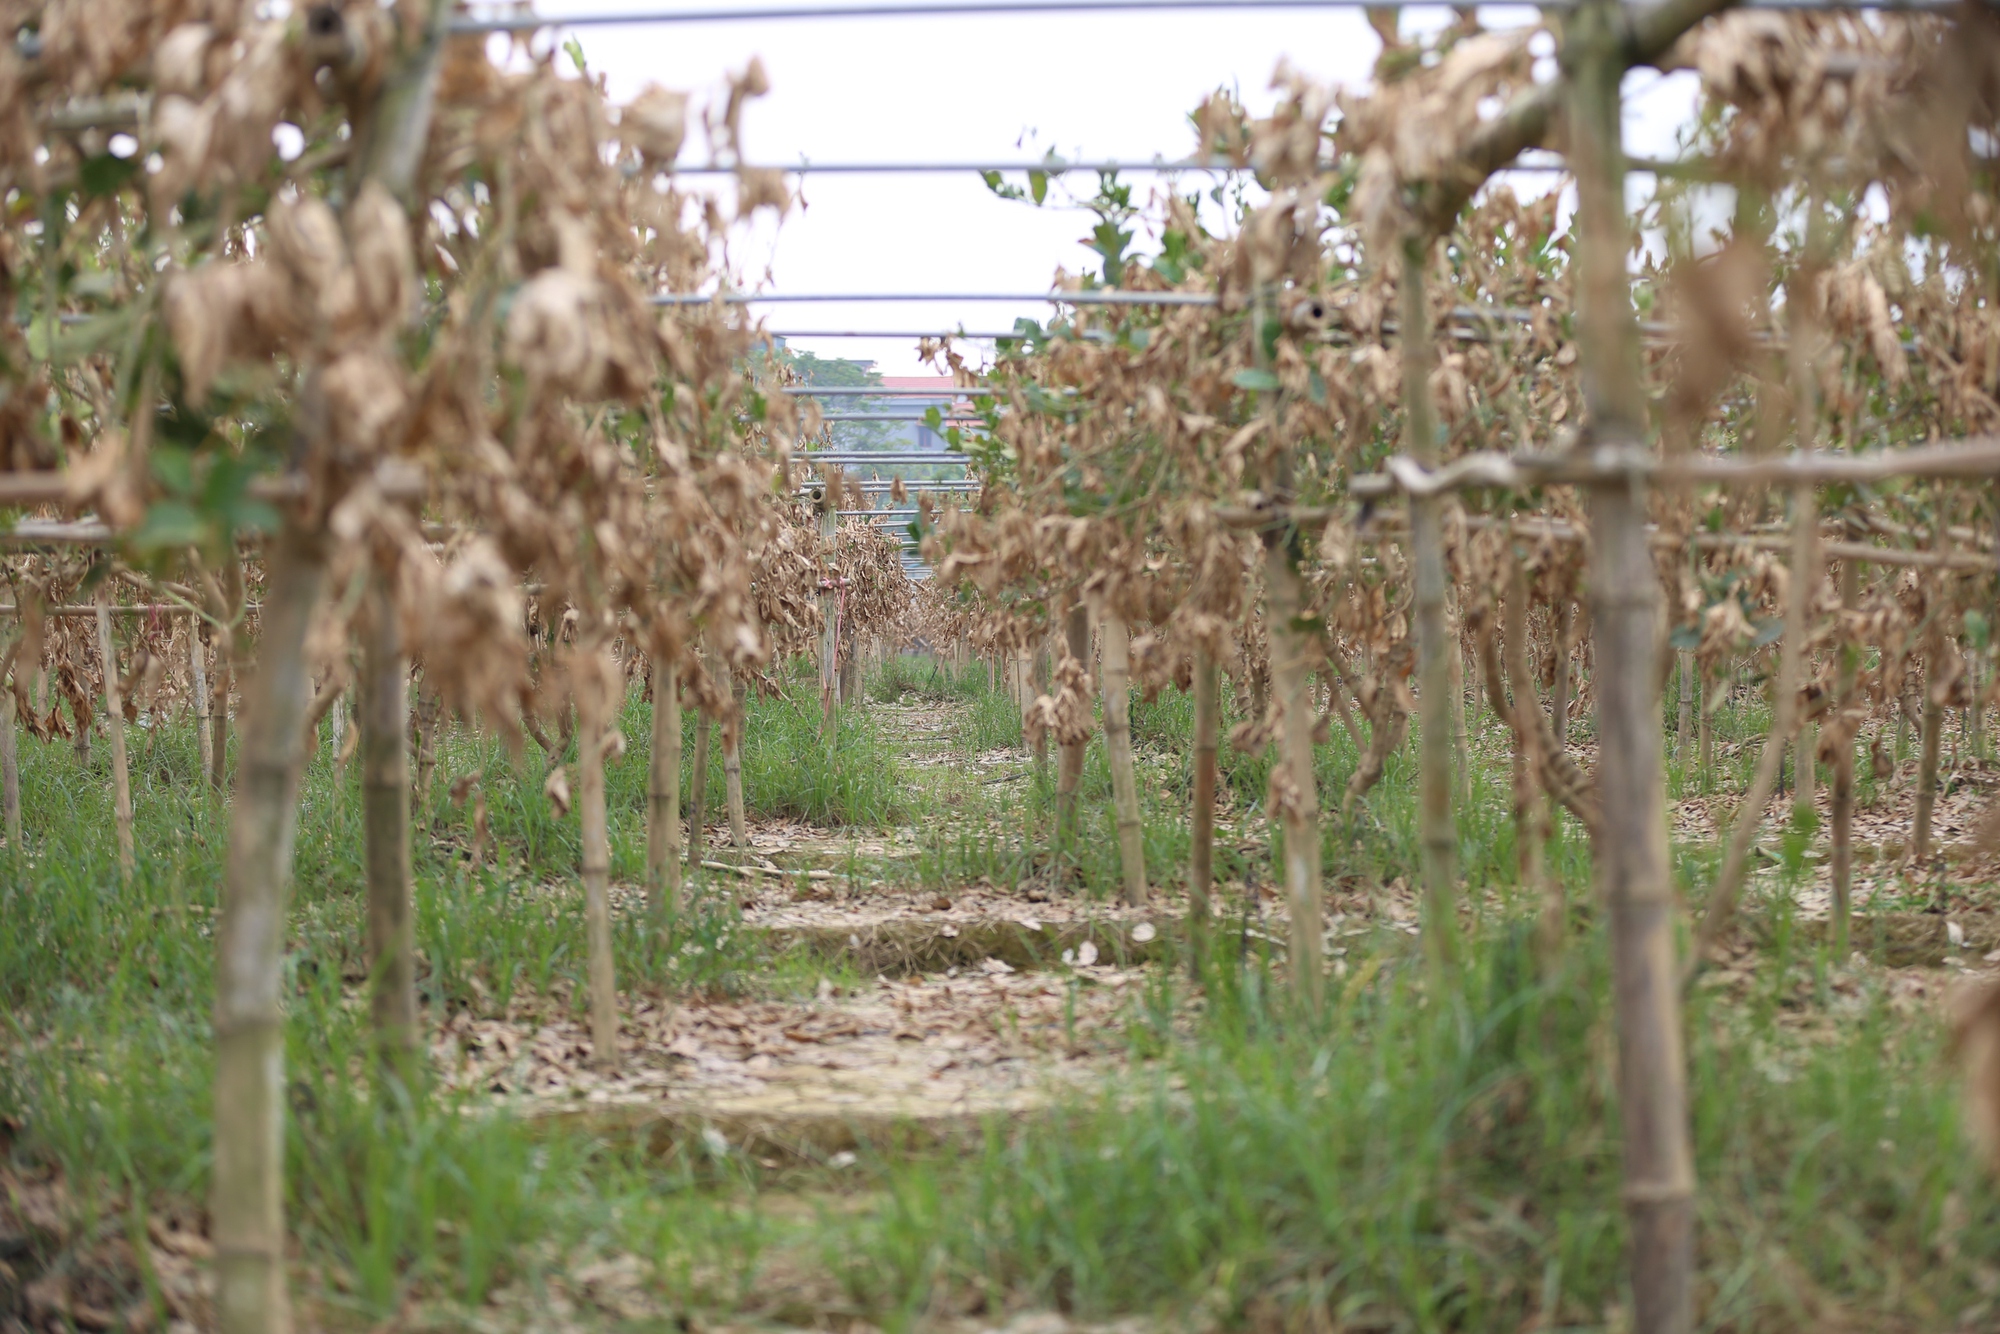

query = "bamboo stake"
[1676,652,1693,758]
[209,553,240,792]
[412,681,442,804]
[1189,647,1219,924]
[1793,709,1816,823]
[1056,601,1091,849]
[1498,562,1552,930]
[1403,231,1458,970]
[193,630,212,780]
[97,600,134,878]
[647,657,684,918]
[1552,598,1572,749]
[1830,558,1859,958]
[1448,591,1472,803]
[1032,637,1051,788]
[724,672,749,851]
[1915,681,1943,864]
[211,533,327,1334]
[576,648,619,1068]
[840,622,862,705]
[1785,199,1828,836]
[0,671,18,855]
[1570,1,1694,1324]
[1264,538,1324,1006]
[1015,646,1034,747]
[1698,661,1714,788]
[360,580,417,1082]
[211,10,451,1325]
[1099,613,1146,906]
[819,507,838,738]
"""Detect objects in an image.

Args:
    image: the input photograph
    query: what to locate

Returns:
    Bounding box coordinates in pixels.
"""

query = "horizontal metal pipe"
[813,412,981,422]
[456,1,1535,33]
[659,290,1222,305]
[784,386,995,396]
[452,0,1982,32]
[674,158,1246,175]
[763,330,1030,339]
[652,153,1701,178]
[851,480,980,489]
[0,603,209,617]
[799,452,970,463]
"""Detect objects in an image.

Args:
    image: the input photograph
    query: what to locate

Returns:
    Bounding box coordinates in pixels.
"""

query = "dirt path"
[448,696,1185,1158]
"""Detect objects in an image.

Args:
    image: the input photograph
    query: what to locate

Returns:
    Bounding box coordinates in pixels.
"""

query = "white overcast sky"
[511,3,1704,376]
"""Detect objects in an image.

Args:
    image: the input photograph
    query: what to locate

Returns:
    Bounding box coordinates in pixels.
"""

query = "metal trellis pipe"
[799,452,972,464]
[657,153,1701,177]
[760,330,1037,339]
[783,386,999,396]
[657,290,1224,306]
[451,0,1986,33]
[812,413,984,422]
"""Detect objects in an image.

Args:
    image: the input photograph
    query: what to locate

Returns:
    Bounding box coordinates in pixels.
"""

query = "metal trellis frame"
[658,290,1225,306]
[452,0,1985,34]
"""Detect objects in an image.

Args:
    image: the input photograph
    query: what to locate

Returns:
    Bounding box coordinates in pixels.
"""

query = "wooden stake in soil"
[210,17,452,1323]
[1448,590,1472,804]
[576,647,620,1067]
[0,672,19,855]
[211,532,328,1334]
[412,680,442,805]
[1552,597,1573,750]
[1264,531,1325,1007]
[1569,1,1695,1324]
[1915,679,1943,864]
[648,656,684,918]
[819,505,838,738]
[1500,561,1553,936]
[1830,558,1859,957]
[1402,231,1458,970]
[209,552,241,792]
[1698,661,1715,789]
[360,579,417,1082]
[97,599,134,878]
[724,670,749,851]
[1189,647,1220,926]
[1056,601,1091,849]
[1099,613,1147,906]
[1677,652,1694,758]
[690,705,711,865]
[193,629,212,780]
[1015,646,1034,748]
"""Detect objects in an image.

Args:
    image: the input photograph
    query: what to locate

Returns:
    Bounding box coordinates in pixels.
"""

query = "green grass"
[4,652,1997,1331]
[850,931,1993,1331]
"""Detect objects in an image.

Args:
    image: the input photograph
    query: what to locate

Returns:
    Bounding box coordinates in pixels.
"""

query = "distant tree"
[784,350,898,453]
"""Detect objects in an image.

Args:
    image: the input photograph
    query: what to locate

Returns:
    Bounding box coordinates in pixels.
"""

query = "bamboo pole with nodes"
[209,4,454,1328]
[1056,599,1091,852]
[577,645,622,1068]
[360,578,418,1085]
[0,657,18,855]
[1402,231,1459,973]
[96,596,134,879]
[1567,0,1696,1324]
[724,667,750,852]
[690,700,712,865]
[1099,610,1147,906]
[1830,556,1861,957]
[193,630,211,780]
[648,656,685,919]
